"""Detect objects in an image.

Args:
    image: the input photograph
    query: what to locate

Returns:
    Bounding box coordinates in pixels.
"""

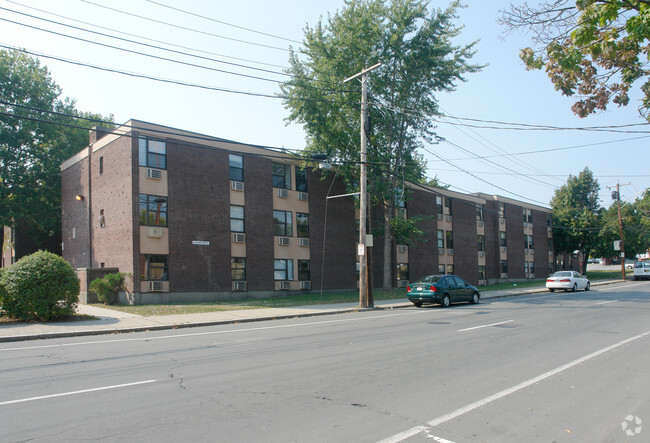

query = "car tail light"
[546,279,553,282]
[406,286,411,292]
[559,279,571,282]
[430,285,437,292]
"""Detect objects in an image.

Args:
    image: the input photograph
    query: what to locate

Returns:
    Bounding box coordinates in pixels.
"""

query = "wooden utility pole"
[344,63,381,308]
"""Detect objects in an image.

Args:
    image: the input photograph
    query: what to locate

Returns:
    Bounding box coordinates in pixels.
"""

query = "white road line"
[596,300,618,305]
[457,320,514,332]
[1,310,426,352]
[0,379,158,406]
[378,330,650,443]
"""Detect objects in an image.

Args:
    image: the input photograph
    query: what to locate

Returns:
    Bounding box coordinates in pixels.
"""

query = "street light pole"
[344,63,381,308]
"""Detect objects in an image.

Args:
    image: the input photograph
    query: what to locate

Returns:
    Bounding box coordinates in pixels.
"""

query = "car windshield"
[552,271,572,277]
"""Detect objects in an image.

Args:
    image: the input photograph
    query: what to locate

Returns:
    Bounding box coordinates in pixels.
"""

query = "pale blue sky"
[2,0,648,208]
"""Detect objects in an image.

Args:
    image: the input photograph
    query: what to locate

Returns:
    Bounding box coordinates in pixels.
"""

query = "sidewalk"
[0,281,621,342]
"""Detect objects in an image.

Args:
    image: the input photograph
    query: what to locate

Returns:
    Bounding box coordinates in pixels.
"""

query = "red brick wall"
[61,152,91,270]
[166,140,231,292]
[452,198,479,284]
[406,188,438,281]
[308,169,357,290]
[505,203,525,279]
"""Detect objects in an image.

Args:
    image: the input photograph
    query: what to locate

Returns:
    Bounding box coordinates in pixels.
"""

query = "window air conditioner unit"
[477,220,484,227]
[300,281,311,290]
[397,280,409,288]
[446,215,453,222]
[231,181,244,191]
[280,281,291,290]
[439,249,445,255]
[148,281,163,292]
[447,249,454,256]
[529,273,535,279]
[478,279,487,286]
[437,214,444,221]
[277,188,289,198]
[500,218,505,224]
[478,251,485,257]
[501,247,507,253]
[232,281,247,291]
[298,192,308,201]
[278,237,290,246]
[299,238,310,247]
[146,168,162,179]
[500,273,508,279]
[398,245,407,253]
[147,227,163,238]
[232,233,245,243]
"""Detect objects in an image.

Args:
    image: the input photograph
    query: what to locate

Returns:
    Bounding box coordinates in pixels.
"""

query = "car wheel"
[585,282,590,291]
[634,276,638,281]
[470,292,480,304]
[572,283,577,292]
[548,288,555,293]
[413,301,422,308]
[441,294,451,308]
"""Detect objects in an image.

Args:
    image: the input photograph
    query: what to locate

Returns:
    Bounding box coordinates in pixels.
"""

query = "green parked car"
[407,275,480,308]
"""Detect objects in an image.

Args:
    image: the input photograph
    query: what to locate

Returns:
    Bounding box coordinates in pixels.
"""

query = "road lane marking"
[379,330,650,443]
[0,379,158,406]
[457,320,514,332]
[0,310,427,352]
[596,300,618,305]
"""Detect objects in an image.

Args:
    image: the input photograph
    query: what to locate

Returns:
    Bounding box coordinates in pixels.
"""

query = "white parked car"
[633,261,650,280]
[546,271,590,292]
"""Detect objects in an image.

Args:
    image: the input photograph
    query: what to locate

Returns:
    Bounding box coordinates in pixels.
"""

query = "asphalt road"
[1,281,649,442]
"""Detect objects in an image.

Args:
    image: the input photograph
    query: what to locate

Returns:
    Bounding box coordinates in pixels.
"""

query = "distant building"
[61,120,559,304]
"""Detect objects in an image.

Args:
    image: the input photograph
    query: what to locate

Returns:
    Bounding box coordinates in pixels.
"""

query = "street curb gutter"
[0,279,626,343]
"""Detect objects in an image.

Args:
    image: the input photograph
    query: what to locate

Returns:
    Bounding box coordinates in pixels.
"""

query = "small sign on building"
[192,240,210,246]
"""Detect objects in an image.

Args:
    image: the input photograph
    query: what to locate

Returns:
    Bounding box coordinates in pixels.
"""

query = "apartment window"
[273,210,293,236]
[523,208,532,223]
[272,162,291,189]
[295,167,308,192]
[525,234,534,250]
[476,204,483,221]
[397,263,409,281]
[298,260,310,281]
[139,194,167,226]
[478,265,486,281]
[445,197,452,215]
[274,259,294,281]
[525,261,535,275]
[498,202,506,218]
[437,230,444,249]
[231,257,246,280]
[501,260,508,274]
[499,231,507,247]
[99,156,104,175]
[436,196,443,215]
[547,214,553,227]
[229,154,243,181]
[446,231,454,250]
[138,137,166,169]
[477,234,485,252]
[230,205,244,232]
[296,213,309,238]
[549,238,554,252]
[524,261,529,275]
[446,264,454,275]
[141,254,168,280]
[438,264,445,274]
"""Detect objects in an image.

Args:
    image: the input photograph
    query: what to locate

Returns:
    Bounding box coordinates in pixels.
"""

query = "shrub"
[1,251,79,321]
[89,272,130,305]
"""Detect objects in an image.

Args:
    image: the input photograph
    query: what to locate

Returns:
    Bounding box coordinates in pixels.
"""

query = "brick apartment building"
[61,120,558,304]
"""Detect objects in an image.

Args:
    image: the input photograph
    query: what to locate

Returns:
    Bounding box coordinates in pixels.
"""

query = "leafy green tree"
[500,1,650,119]
[0,49,113,254]
[551,167,602,274]
[281,0,482,287]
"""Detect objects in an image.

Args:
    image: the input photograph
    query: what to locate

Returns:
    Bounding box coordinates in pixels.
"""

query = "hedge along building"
[61,120,558,304]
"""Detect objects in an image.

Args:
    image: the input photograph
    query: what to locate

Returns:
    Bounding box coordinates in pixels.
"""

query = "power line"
[6,0,288,69]
[80,0,292,52]
[145,0,302,45]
